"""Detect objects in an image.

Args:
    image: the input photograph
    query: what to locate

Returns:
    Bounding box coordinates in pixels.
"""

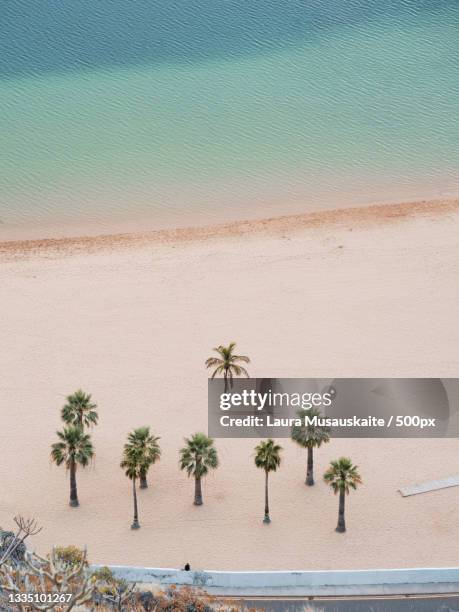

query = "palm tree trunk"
[194,477,203,505]
[140,468,148,489]
[224,370,228,393]
[306,446,314,486]
[131,477,140,529]
[69,459,79,507]
[263,470,271,523]
[336,489,346,532]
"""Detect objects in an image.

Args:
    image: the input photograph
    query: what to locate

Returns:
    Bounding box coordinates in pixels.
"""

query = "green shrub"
[53,545,87,569]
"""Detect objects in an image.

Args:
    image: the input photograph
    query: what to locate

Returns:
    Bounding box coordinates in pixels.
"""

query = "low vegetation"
[0,542,257,611]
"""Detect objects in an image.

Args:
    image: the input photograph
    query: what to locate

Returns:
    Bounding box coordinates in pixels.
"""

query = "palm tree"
[50,426,94,507]
[254,439,282,524]
[291,407,330,486]
[61,389,98,429]
[120,443,143,529]
[179,433,219,505]
[205,343,250,392]
[324,457,362,533]
[124,427,161,489]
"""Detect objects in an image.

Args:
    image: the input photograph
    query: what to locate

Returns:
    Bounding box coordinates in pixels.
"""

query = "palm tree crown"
[254,439,282,472]
[50,426,94,469]
[120,445,144,481]
[124,426,161,488]
[324,457,362,493]
[61,389,98,429]
[205,343,250,390]
[126,426,161,463]
[291,407,331,448]
[179,433,219,478]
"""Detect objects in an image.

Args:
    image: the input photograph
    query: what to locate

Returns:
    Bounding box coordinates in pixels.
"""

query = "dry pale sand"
[1,199,459,571]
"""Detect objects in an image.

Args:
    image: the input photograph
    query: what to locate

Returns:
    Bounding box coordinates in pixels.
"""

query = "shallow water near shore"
[1,0,458,239]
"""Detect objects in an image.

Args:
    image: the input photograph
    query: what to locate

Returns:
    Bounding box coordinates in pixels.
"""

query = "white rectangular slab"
[399,475,459,497]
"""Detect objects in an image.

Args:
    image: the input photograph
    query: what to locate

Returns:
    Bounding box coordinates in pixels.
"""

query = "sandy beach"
[1,198,459,571]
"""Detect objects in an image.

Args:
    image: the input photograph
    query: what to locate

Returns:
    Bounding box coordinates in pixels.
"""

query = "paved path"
[241,595,459,611]
[399,476,459,497]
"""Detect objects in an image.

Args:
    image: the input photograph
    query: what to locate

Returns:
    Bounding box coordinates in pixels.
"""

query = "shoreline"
[1,196,459,259]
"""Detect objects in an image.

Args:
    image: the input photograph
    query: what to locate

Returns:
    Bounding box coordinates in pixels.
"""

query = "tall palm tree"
[120,443,143,530]
[61,389,98,429]
[291,407,330,486]
[254,439,282,524]
[324,457,362,533]
[205,343,250,392]
[50,426,94,507]
[124,427,161,489]
[179,433,219,505]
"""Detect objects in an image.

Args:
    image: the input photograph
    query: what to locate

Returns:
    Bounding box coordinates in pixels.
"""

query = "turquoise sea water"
[1,1,458,238]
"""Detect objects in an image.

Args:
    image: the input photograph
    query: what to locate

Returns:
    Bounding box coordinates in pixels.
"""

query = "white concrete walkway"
[399,475,459,497]
[90,565,459,597]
